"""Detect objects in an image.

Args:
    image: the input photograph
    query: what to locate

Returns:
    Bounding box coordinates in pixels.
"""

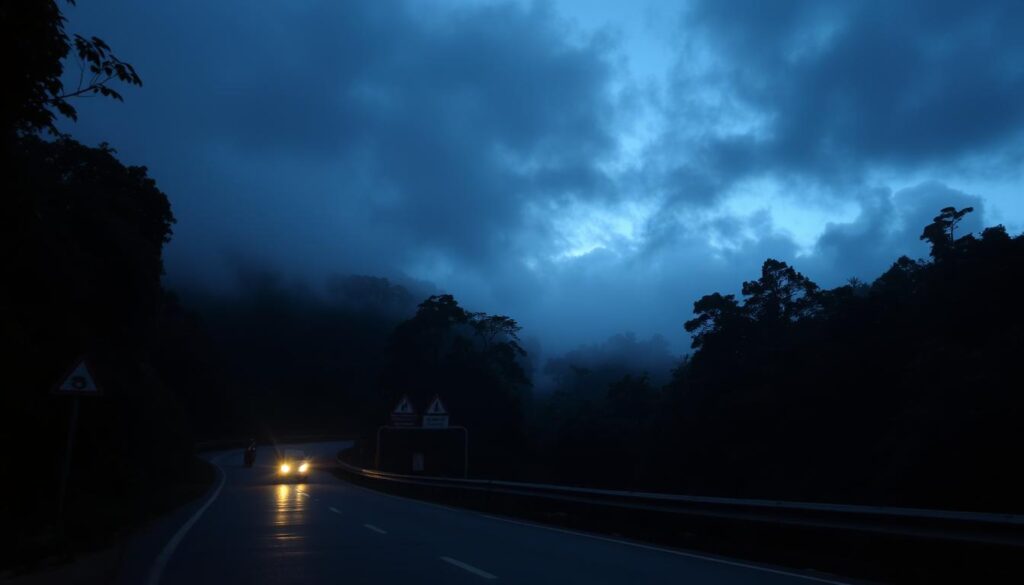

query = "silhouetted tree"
[650,208,1024,510]
[741,259,821,323]
[920,206,974,258]
[1,0,141,139]
[378,295,531,475]
[0,3,199,569]
[684,293,744,349]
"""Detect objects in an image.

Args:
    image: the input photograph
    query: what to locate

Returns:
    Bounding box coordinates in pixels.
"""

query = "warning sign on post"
[53,359,102,396]
[422,395,449,428]
[390,395,418,427]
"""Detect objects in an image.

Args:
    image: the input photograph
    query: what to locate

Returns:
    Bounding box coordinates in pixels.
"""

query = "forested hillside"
[528,208,1024,511]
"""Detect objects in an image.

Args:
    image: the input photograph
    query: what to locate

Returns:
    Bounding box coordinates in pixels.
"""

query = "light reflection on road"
[273,483,308,548]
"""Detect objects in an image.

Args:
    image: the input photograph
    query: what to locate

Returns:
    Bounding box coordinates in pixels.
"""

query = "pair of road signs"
[390,395,449,428]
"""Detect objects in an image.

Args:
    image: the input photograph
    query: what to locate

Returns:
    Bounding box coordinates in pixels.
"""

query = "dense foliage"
[176,274,423,438]
[1,1,205,568]
[376,294,532,475]
[529,209,1024,512]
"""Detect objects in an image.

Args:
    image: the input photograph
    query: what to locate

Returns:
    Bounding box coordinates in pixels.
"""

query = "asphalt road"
[142,442,850,585]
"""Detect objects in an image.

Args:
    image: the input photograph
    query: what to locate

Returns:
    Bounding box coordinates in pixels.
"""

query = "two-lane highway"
[146,442,850,584]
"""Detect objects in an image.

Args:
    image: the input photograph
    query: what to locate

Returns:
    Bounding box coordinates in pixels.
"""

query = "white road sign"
[422,395,449,428]
[393,396,415,414]
[390,395,418,427]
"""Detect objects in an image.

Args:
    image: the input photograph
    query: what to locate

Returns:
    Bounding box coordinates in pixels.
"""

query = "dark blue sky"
[59,0,1024,353]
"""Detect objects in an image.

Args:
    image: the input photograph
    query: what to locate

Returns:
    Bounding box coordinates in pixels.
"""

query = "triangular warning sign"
[393,395,415,414]
[56,360,101,395]
[425,396,447,415]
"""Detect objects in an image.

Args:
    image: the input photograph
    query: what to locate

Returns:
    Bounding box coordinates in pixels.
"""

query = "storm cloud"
[654,0,1024,193]
[59,0,1024,354]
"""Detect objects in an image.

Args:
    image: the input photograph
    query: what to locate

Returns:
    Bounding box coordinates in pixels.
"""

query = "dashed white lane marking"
[146,452,228,585]
[363,523,387,534]
[298,491,311,498]
[440,556,497,580]
[477,515,849,585]
[329,506,342,514]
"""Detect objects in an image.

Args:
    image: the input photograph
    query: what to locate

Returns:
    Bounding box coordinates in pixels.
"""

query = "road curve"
[144,442,850,585]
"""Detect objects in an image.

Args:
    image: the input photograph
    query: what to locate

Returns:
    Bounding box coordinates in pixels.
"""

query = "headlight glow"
[299,462,310,473]
[280,463,291,474]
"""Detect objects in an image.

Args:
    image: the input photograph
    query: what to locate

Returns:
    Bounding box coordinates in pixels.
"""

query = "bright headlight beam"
[280,463,291,474]
[299,462,309,473]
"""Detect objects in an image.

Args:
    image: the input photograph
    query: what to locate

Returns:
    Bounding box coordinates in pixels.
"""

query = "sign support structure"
[57,398,80,536]
[52,358,102,540]
[375,425,468,478]
[376,395,468,477]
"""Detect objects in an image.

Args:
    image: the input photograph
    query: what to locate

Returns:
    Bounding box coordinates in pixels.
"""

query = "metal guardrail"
[336,456,1024,548]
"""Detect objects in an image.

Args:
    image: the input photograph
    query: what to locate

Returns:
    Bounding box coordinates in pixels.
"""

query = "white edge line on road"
[329,506,342,514]
[440,556,497,580]
[478,514,851,585]
[363,523,387,534]
[146,452,228,585]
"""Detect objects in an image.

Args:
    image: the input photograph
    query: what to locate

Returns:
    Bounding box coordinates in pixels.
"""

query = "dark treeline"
[524,333,676,484]
[377,294,532,474]
[170,273,427,439]
[526,208,1024,512]
[3,1,206,566]
[658,211,1024,510]
[332,210,1023,515]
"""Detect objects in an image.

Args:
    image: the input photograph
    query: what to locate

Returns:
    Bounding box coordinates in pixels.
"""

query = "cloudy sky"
[60,0,1024,354]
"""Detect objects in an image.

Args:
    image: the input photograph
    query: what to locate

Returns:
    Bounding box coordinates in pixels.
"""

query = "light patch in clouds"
[548,198,655,261]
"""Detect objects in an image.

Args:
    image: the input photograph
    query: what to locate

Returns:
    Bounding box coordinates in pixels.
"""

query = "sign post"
[376,395,467,477]
[53,358,102,540]
[378,396,418,469]
[421,396,466,476]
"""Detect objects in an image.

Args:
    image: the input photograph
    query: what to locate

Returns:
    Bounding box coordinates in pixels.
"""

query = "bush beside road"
[3,456,215,581]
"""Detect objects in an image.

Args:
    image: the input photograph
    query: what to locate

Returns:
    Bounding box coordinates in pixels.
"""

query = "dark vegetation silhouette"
[1,1,202,569]
[335,209,1024,513]
[528,211,1024,512]
[525,334,674,484]
[6,0,1024,573]
[659,210,1024,510]
[174,273,426,439]
[374,294,532,475]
